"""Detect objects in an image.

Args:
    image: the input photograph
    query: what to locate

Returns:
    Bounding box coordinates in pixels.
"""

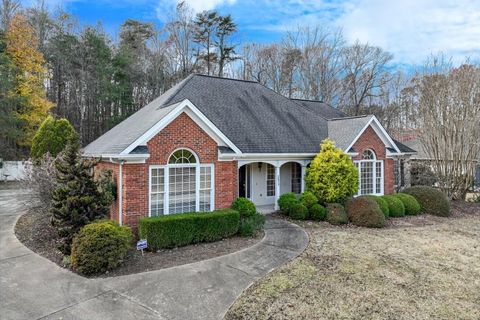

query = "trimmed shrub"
[382,195,405,217]
[139,209,240,250]
[299,191,318,209]
[326,203,348,225]
[402,186,451,217]
[231,197,257,218]
[31,116,76,160]
[346,197,386,228]
[278,192,298,213]
[239,213,266,237]
[310,203,327,221]
[395,193,421,215]
[305,139,359,204]
[361,195,390,218]
[71,220,132,275]
[289,202,309,220]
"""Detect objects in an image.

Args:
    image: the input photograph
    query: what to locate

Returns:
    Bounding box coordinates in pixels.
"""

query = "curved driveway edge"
[0,188,308,320]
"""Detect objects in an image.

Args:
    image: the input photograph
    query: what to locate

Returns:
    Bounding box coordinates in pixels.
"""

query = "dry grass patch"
[226,208,480,320]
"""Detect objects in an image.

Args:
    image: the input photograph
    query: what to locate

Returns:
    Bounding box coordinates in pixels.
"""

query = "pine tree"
[50,134,112,254]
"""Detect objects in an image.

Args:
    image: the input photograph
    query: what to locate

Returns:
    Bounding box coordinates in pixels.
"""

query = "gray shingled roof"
[84,74,329,155]
[327,116,373,151]
[83,74,411,156]
[293,99,347,119]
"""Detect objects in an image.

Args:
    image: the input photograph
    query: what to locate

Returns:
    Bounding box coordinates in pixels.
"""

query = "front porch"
[238,160,310,210]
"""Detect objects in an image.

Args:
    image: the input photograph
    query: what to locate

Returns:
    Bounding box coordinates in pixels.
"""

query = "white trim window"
[266,164,275,196]
[354,150,384,196]
[149,149,214,216]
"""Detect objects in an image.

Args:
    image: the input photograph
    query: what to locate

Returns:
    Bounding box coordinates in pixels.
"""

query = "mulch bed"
[14,208,264,278]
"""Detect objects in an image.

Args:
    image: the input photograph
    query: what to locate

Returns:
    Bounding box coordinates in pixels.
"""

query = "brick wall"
[95,161,120,222]
[351,125,395,194]
[100,112,238,229]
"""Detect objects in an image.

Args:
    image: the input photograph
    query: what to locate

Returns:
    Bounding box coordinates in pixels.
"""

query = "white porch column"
[301,164,307,193]
[274,165,281,210]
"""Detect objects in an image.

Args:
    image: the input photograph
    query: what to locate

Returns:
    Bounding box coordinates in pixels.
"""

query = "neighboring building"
[400,137,480,190]
[83,74,415,228]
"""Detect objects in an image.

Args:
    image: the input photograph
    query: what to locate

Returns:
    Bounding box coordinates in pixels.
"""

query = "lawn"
[225,203,480,320]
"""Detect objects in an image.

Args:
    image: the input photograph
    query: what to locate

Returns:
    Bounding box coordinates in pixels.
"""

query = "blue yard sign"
[137,239,148,254]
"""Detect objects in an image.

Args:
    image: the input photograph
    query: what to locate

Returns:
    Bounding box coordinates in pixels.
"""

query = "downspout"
[118,160,124,226]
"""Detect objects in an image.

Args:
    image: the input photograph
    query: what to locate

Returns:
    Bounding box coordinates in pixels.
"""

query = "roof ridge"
[162,74,196,106]
[192,73,259,84]
[328,115,372,121]
[291,98,325,103]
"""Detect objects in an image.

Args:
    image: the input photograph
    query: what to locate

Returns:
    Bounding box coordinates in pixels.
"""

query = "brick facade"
[97,118,394,230]
[98,112,238,229]
[351,125,394,194]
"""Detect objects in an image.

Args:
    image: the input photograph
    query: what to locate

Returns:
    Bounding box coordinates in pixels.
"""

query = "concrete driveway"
[0,187,308,320]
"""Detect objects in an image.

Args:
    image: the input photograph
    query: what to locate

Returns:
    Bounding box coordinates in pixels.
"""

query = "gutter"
[108,157,125,226]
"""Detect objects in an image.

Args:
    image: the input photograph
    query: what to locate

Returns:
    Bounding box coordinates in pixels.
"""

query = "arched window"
[168,149,197,164]
[149,149,214,216]
[362,149,375,160]
[354,149,383,195]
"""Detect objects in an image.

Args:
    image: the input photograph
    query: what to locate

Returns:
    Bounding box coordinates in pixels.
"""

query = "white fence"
[0,161,29,181]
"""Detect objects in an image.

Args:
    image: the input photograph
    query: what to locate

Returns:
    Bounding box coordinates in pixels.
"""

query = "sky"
[25,0,480,67]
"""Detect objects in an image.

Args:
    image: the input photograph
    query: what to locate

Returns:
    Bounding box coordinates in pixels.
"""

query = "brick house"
[83,74,416,228]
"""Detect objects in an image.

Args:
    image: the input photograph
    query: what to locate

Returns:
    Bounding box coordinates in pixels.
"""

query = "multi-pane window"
[199,166,212,211]
[291,163,301,194]
[354,149,383,195]
[266,164,275,196]
[169,167,196,214]
[360,161,374,194]
[150,168,165,216]
[150,149,214,216]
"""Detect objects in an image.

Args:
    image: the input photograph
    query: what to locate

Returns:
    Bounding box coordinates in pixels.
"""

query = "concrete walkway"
[0,187,309,320]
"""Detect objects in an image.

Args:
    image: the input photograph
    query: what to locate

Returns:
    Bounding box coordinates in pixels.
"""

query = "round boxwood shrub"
[326,203,348,225]
[346,197,386,228]
[382,195,405,217]
[278,192,298,213]
[361,195,389,218]
[402,186,451,217]
[299,191,318,209]
[71,220,132,275]
[231,197,257,218]
[310,203,327,221]
[394,193,421,215]
[289,202,309,220]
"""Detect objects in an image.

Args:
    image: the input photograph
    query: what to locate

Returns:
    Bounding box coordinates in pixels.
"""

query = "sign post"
[136,239,148,255]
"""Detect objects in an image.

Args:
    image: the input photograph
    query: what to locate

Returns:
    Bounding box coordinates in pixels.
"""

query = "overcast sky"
[28,0,480,67]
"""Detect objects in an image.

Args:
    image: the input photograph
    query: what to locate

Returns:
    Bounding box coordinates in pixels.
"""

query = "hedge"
[139,209,240,250]
[289,202,309,220]
[394,193,421,215]
[239,213,265,237]
[346,197,385,228]
[231,197,257,218]
[299,191,318,209]
[361,195,390,218]
[402,186,451,217]
[278,192,298,213]
[326,203,348,225]
[310,203,327,221]
[71,220,132,275]
[382,195,405,217]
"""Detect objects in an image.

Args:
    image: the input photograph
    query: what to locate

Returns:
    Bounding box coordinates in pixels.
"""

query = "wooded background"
[0,0,479,171]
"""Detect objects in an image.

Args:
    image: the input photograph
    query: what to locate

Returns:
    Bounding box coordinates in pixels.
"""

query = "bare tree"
[164,1,199,80]
[284,26,345,103]
[0,0,20,30]
[340,41,393,115]
[414,56,480,199]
